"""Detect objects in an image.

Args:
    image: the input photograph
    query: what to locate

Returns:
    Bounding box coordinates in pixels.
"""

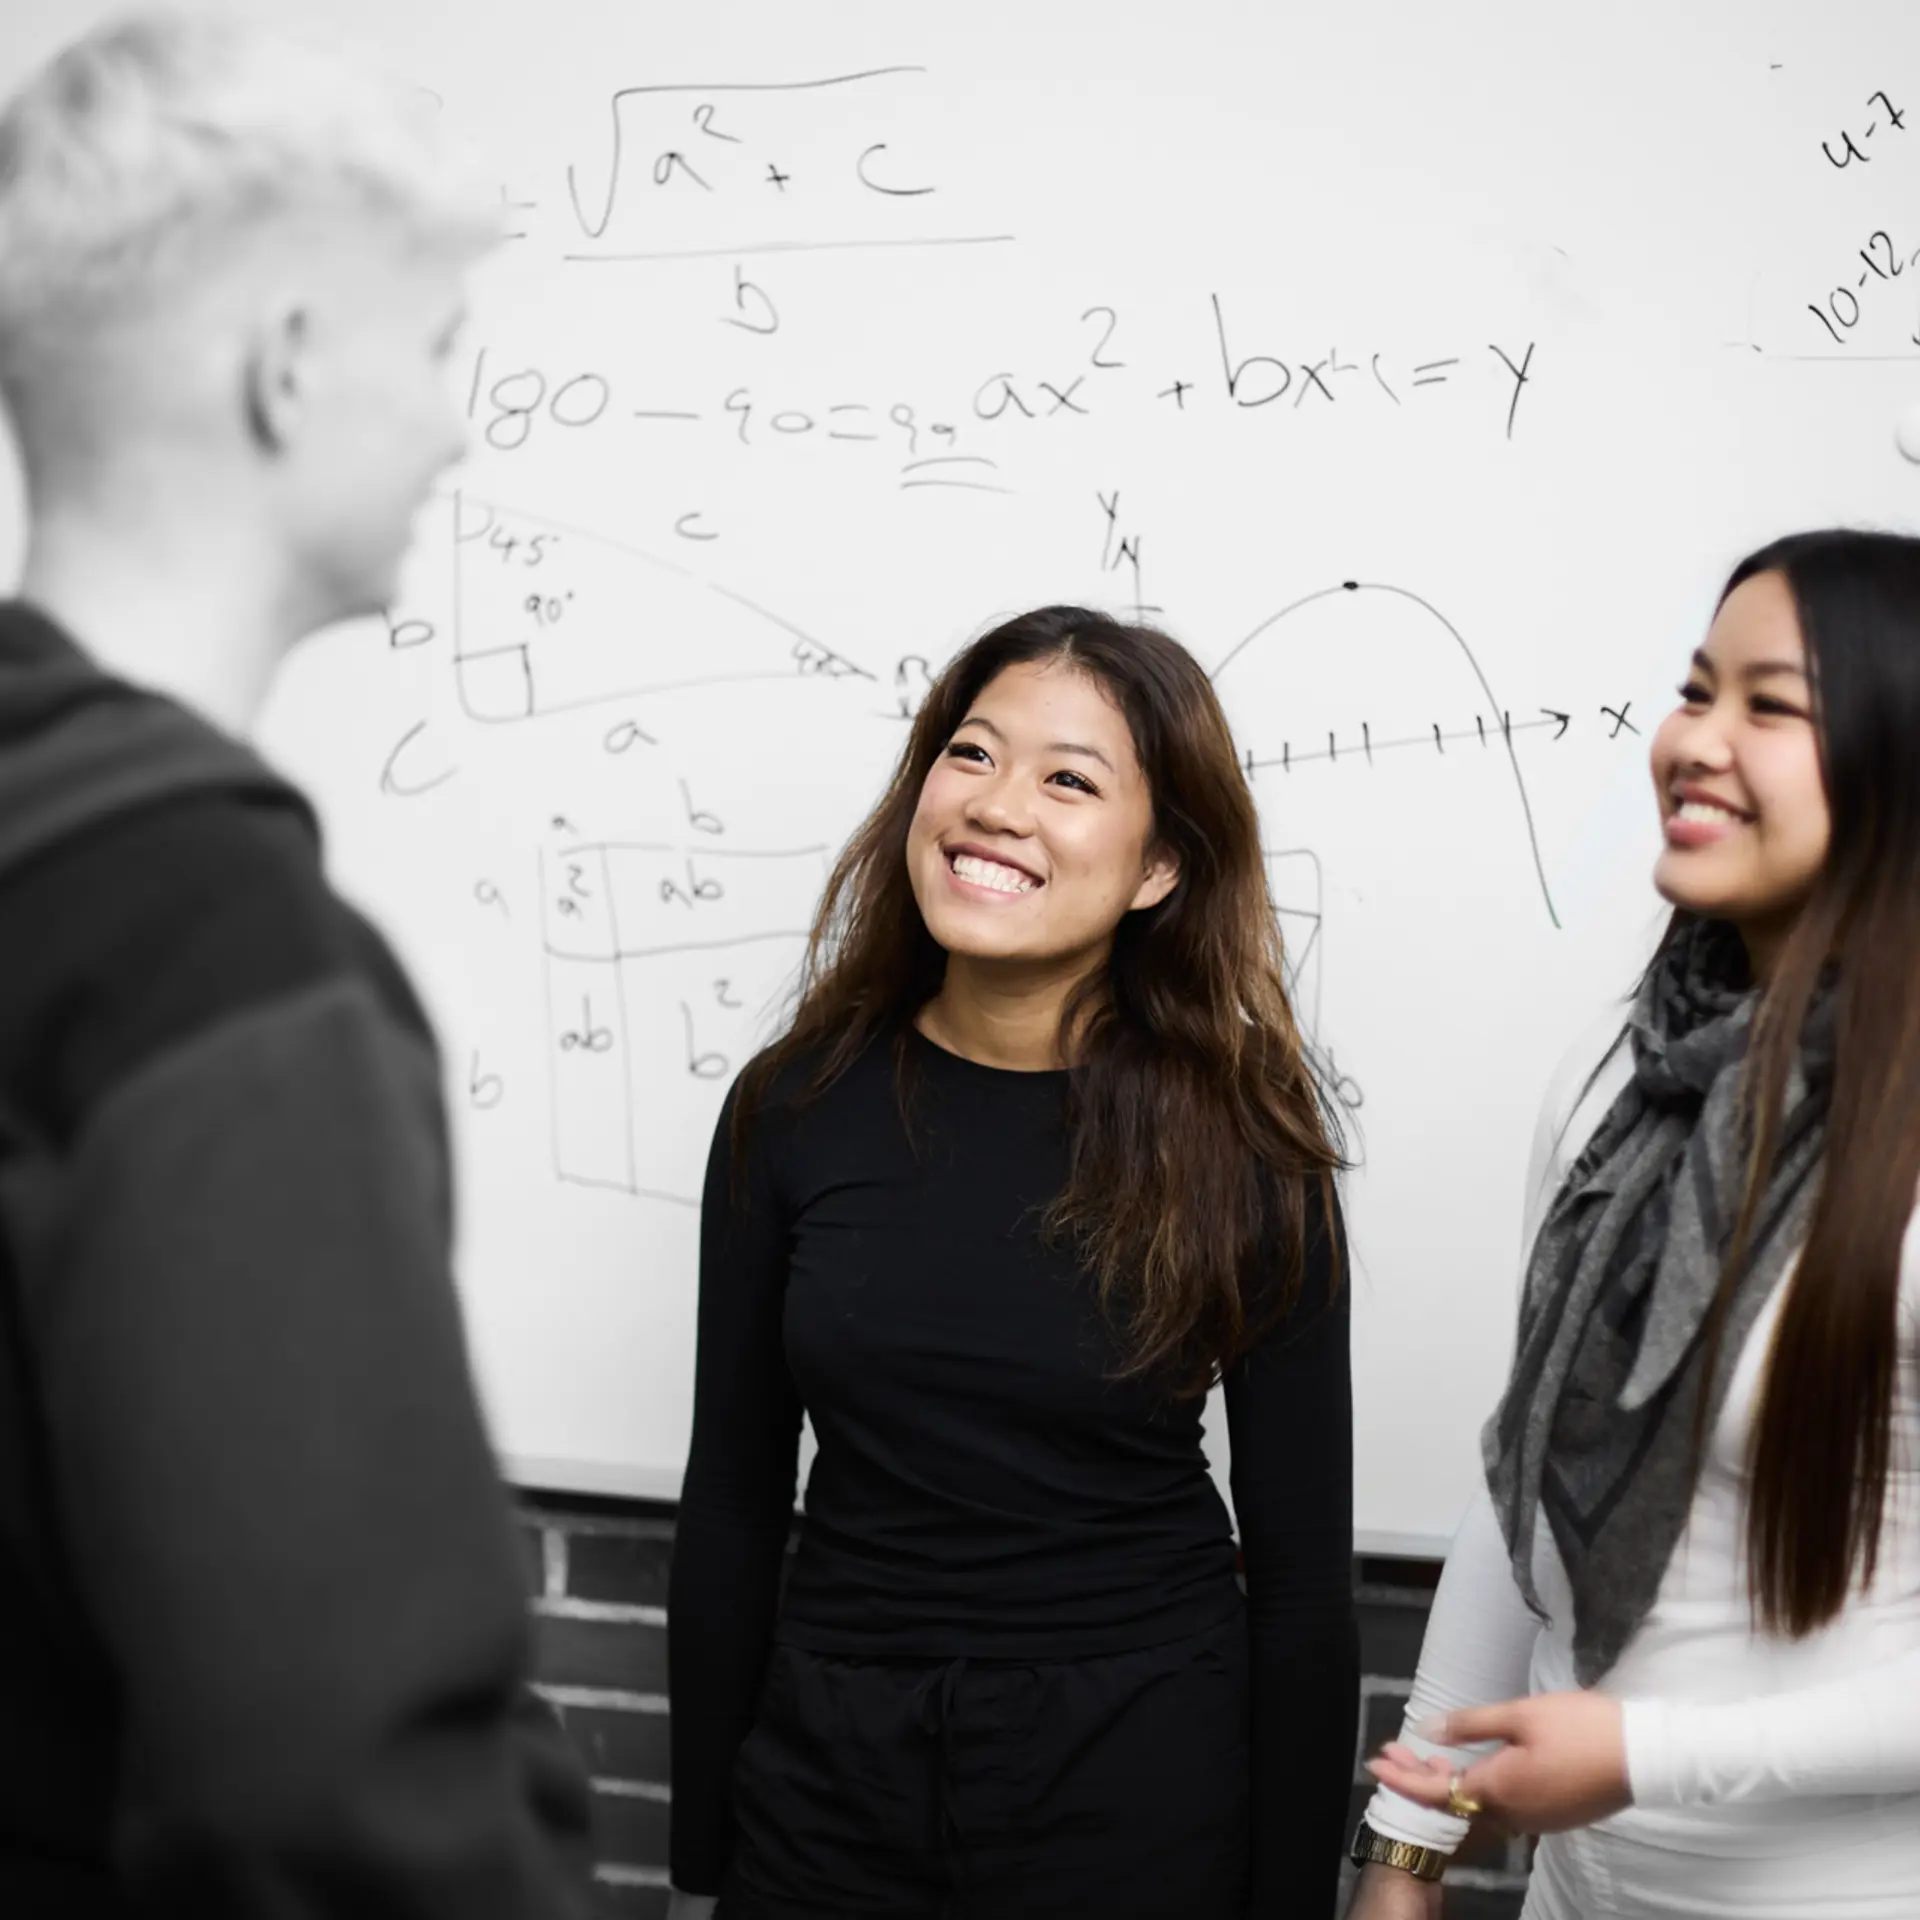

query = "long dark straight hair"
[1689,530,1920,1635]
[733,606,1344,1394]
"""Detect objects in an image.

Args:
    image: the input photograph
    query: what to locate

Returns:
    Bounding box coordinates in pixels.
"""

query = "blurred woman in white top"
[1351,530,1920,1920]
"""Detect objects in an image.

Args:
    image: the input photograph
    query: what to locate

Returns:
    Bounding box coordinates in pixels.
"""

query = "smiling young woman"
[1352,531,1920,1920]
[665,607,1356,1920]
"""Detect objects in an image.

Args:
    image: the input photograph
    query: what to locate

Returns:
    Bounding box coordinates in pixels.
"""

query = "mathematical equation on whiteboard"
[463,309,1540,464]
[1802,88,1920,350]
[360,52,1810,1207]
[417,545,1649,1203]
[538,834,828,1203]
[462,59,1544,478]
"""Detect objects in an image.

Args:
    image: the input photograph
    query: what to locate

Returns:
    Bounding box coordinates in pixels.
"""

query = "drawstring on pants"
[910,1654,970,1902]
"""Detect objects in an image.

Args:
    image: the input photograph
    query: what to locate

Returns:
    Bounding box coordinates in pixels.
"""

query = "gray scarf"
[1482,919,1834,1684]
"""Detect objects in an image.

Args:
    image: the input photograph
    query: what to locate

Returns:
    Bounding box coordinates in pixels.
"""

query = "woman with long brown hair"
[664,607,1356,1919]
[1352,531,1920,1918]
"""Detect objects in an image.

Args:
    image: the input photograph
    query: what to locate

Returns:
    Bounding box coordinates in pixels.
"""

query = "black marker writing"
[605,719,657,754]
[652,149,713,191]
[975,372,1035,420]
[385,611,435,650]
[857,142,935,196]
[681,778,725,835]
[564,66,928,240]
[379,721,456,798]
[1489,342,1535,439]
[724,265,779,334]
[559,998,615,1053]
[1097,490,1122,569]
[681,1003,730,1079]
[1212,293,1291,407]
[692,102,741,143]
[1083,306,1125,369]
[469,1052,505,1109]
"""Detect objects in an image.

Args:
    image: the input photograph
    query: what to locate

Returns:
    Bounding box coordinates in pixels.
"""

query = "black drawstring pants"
[718,1616,1251,1919]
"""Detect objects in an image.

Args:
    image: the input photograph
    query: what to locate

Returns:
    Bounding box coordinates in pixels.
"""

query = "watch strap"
[1348,1818,1449,1884]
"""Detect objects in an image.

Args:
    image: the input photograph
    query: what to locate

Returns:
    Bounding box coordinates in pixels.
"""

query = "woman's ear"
[1129,846,1181,913]
[242,301,310,453]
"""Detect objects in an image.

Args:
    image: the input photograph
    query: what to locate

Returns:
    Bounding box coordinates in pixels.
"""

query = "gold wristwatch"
[1349,1819,1448,1883]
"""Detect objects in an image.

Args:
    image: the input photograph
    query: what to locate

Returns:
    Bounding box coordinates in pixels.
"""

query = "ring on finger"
[1446,1772,1483,1820]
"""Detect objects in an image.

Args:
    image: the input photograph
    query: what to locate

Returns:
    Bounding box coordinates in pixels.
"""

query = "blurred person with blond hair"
[0,12,592,1914]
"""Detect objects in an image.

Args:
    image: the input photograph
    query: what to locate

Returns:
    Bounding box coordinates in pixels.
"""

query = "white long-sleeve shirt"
[1366,1024,1920,1919]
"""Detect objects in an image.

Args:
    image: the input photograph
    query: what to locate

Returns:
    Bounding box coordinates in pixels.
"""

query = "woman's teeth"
[1674,799,1746,824]
[952,853,1037,895]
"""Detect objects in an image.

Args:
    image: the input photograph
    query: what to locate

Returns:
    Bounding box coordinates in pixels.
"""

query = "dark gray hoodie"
[0,601,592,1918]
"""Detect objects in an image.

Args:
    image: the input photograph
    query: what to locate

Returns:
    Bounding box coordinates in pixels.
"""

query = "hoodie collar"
[0,600,312,883]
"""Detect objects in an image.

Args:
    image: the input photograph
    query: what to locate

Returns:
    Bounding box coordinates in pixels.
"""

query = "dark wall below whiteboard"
[516,1491,1532,1919]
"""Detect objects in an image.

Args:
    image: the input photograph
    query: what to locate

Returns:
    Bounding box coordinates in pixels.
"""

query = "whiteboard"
[4,0,1918,1552]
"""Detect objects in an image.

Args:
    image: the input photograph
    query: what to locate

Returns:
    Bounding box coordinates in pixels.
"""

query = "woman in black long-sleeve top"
[667,606,1358,1919]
